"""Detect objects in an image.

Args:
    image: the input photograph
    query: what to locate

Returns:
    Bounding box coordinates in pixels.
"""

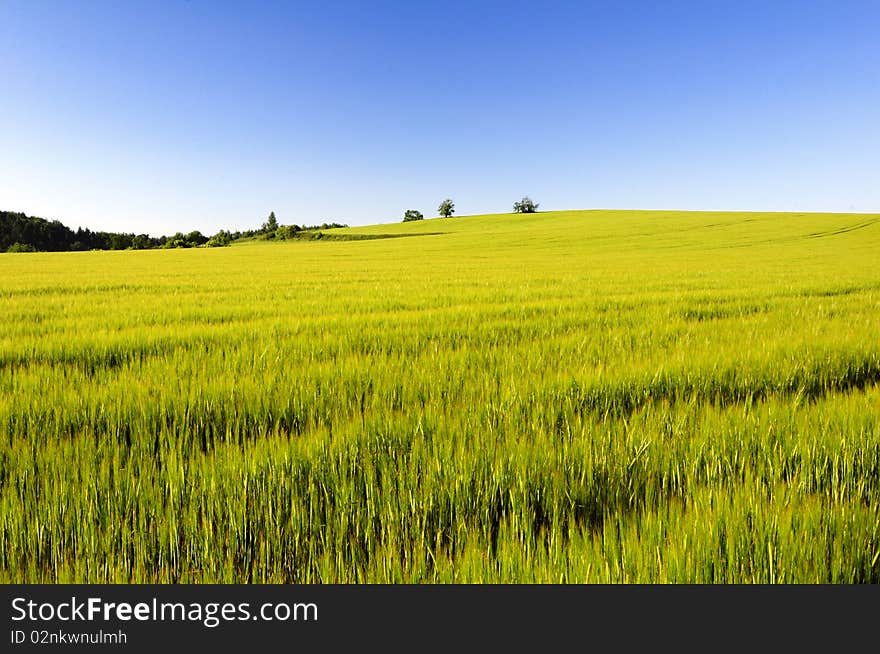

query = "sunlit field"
[1,209,878,582]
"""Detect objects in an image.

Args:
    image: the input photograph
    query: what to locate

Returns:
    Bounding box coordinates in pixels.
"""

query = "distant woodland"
[0,210,347,252]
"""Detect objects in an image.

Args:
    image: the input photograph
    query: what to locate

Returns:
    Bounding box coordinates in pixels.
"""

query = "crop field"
[1,209,879,583]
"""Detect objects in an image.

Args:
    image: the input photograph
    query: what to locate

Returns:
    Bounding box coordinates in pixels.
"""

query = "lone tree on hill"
[438,198,455,218]
[403,209,424,222]
[513,197,539,213]
[262,211,278,232]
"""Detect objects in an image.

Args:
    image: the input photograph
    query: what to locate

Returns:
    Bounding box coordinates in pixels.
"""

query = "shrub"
[276,225,301,240]
[513,197,539,213]
[206,230,233,247]
[6,242,36,253]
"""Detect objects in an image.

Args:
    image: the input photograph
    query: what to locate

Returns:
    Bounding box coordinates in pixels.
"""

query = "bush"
[6,242,36,253]
[403,210,424,222]
[206,230,233,247]
[164,233,191,249]
[164,231,208,248]
[275,225,301,240]
[513,197,539,213]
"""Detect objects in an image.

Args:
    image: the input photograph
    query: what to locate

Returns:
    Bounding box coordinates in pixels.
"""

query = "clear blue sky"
[2,1,878,235]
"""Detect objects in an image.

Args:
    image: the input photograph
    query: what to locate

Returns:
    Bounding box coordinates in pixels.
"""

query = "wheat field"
[1,209,878,582]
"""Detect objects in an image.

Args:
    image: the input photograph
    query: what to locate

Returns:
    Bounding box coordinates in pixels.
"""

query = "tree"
[186,230,208,246]
[513,197,539,213]
[438,199,455,218]
[109,233,133,250]
[276,224,302,240]
[403,209,424,222]
[262,211,278,233]
[131,234,152,250]
[206,230,233,247]
[164,232,190,248]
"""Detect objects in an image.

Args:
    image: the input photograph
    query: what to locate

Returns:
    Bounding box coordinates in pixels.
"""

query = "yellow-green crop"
[1,209,878,582]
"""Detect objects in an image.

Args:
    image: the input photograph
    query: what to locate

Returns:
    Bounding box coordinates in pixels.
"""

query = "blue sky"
[1,1,878,235]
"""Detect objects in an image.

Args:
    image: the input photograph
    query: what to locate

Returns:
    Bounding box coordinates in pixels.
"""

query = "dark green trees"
[262,211,279,233]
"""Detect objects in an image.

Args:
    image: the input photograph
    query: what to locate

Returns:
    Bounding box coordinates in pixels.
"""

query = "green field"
[1,209,879,582]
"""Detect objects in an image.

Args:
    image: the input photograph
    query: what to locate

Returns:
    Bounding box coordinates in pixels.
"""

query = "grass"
[1,209,878,582]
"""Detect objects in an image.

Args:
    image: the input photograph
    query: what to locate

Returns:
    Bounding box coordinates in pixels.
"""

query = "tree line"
[1,211,149,252]
[0,210,349,253]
